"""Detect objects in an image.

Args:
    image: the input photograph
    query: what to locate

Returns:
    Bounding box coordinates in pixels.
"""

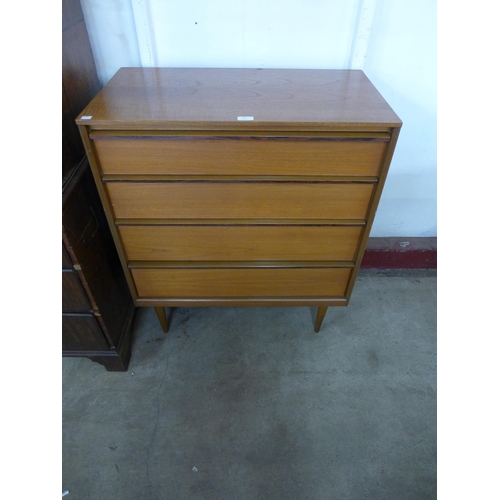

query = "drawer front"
[62,271,92,313]
[132,268,352,298]
[119,225,363,262]
[95,137,388,176]
[108,182,374,220]
[62,314,109,351]
[62,244,73,269]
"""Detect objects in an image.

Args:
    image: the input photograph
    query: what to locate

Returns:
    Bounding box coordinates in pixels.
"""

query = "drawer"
[94,136,388,176]
[119,225,363,262]
[62,314,109,351]
[131,267,352,298]
[62,244,73,269]
[62,270,92,313]
[107,182,374,220]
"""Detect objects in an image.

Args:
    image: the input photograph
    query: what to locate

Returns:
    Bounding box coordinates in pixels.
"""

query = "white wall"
[364,0,436,237]
[80,0,436,237]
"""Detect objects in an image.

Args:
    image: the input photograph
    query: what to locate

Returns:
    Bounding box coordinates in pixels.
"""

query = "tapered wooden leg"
[154,307,169,333]
[314,306,328,333]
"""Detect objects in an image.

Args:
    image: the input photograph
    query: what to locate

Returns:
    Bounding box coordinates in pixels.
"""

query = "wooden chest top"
[76,68,402,131]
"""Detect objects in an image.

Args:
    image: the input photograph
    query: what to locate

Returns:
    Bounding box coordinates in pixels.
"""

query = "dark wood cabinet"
[62,0,135,371]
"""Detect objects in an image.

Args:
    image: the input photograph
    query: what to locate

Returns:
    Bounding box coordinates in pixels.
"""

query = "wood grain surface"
[75,67,401,331]
[107,182,374,220]
[95,136,388,176]
[131,267,352,298]
[119,225,362,262]
[76,68,402,131]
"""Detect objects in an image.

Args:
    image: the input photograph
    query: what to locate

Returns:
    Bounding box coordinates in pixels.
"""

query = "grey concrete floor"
[62,270,436,500]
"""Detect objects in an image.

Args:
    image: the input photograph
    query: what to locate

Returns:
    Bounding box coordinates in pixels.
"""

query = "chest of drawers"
[77,68,401,333]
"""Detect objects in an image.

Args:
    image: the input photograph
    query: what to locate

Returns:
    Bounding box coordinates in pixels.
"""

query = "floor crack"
[145,342,176,500]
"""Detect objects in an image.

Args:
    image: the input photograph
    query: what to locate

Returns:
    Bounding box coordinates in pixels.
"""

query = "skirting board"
[361,237,437,269]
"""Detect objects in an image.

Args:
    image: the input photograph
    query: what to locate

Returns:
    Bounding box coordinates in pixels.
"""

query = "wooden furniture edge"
[136,297,348,307]
[344,127,401,302]
[78,124,139,301]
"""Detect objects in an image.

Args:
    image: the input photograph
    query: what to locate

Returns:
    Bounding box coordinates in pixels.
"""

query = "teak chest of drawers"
[77,68,401,333]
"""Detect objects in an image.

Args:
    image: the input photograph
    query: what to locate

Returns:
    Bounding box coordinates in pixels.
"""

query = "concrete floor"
[62,270,437,500]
